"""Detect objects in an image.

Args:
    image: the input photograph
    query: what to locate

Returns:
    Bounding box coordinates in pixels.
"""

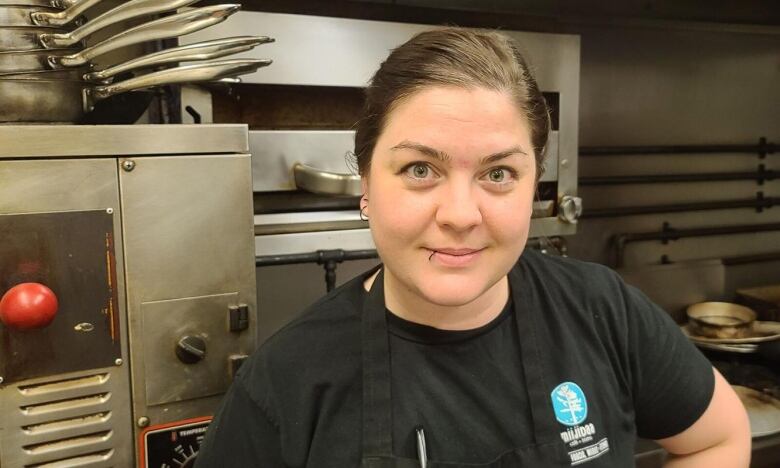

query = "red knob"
[0,283,59,331]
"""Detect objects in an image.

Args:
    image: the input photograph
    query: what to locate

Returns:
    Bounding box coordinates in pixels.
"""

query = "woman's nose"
[434,181,483,231]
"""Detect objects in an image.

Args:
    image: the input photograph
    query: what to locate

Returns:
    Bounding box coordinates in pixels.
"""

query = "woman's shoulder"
[517,248,623,294]
[236,268,371,391]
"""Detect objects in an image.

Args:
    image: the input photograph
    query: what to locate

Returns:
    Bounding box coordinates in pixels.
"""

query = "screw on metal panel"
[137,416,150,428]
[106,208,114,214]
[115,358,123,366]
[121,160,136,172]
[561,159,569,167]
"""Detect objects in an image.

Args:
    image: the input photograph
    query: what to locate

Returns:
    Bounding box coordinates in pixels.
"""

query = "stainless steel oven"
[182,12,581,256]
[0,124,256,468]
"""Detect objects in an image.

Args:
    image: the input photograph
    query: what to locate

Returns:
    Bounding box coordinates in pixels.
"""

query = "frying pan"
[0,4,240,73]
[0,0,216,52]
[0,58,266,123]
[0,0,100,29]
[0,34,270,79]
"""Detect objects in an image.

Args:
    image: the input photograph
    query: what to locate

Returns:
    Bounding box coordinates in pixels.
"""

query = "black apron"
[360,268,571,467]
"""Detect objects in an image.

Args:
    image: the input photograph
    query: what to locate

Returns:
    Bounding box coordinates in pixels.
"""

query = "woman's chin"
[416,283,491,307]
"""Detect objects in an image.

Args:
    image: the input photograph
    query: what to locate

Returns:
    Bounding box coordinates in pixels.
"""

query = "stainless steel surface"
[119,150,256,426]
[50,4,242,68]
[30,0,102,27]
[0,125,256,467]
[293,162,362,197]
[84,35,274,82]
[0,0,63,7]
[0,158,133,468]
[39,0,201,49]
[0,59,266,123]
[0,124,248,157]
[141,292,246,406]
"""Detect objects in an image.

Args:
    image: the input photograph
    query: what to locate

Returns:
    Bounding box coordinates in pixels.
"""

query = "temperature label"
[140,417,212,468]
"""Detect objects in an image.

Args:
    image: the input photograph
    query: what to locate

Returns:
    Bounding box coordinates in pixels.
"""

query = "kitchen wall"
[568,24,780,310]
[253,17,779,339]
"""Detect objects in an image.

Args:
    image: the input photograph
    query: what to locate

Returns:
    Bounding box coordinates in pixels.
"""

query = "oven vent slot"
[25,449,114,467]
[6,372,118,467]
[22,431,112,455]
[17,374,109,397]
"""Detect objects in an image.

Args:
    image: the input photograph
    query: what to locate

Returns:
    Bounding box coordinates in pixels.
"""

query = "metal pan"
[0,0,64,6]
[39,0,202,48]
[0,4,239,73]
[687,302,757,339]
[0,58,266,123]
[0,5,69,28]
[50,4,241,68]
[0,0,203,52]
[0,0,100,27]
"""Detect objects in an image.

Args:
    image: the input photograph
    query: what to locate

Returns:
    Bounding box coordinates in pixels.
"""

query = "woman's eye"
[488,168,506,182]
[405,163,432,179]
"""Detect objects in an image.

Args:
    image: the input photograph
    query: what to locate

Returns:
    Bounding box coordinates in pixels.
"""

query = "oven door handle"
[293,163,362,196]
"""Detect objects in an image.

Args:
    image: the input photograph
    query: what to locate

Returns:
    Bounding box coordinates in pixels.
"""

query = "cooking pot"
[0,5,70,28]
[0,3,239,74]
[0,0,65,6]
[687,302,757,339]
[0,58,266,123]
[29,0,102,27]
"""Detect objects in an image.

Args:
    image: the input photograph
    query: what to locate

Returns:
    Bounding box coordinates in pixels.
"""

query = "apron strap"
[509,266,561,445]
[362,268,394,457]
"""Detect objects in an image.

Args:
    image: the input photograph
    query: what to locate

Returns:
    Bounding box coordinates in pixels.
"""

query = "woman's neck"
[364,268,509,330]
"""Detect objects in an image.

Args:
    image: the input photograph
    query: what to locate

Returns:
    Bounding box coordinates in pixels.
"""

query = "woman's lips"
[427,248,483,267]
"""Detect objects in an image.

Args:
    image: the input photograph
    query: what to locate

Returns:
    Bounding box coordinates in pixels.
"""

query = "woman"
[196,28,750,467]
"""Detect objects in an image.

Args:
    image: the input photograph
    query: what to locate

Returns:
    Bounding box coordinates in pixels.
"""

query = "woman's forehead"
[377,86,532,158]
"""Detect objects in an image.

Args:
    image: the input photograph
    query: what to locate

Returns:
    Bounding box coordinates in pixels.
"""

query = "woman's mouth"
[427,248,484,267]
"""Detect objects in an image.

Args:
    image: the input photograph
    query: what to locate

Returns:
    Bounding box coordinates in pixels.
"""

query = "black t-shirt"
[195,250,714,467]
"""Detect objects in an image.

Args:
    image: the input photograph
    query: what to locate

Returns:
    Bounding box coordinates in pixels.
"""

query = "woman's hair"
[353,27,550,179]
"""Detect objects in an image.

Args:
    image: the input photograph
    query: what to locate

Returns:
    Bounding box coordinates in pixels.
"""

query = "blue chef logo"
[551,381,588,426]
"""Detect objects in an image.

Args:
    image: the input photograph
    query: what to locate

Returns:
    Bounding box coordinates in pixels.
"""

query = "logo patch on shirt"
[551,381,588,426]
[551,381,610,465]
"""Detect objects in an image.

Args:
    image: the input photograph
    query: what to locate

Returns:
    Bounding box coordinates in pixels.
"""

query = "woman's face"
[363,85,537,307]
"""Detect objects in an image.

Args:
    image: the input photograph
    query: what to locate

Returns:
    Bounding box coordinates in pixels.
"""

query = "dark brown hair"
[354,27,550,179]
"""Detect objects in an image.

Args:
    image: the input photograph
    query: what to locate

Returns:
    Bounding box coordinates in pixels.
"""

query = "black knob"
[176,335,207,364]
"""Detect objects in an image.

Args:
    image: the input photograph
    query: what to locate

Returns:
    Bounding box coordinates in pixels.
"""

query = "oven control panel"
[140,417,212,468]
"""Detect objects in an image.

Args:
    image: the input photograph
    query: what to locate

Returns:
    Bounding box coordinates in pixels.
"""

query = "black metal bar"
[580,169,777,186]
[579,137,775,157]
[582,196,778,218]
[255,249,378,267]
[614,222,780,267]
[722,251,780,266]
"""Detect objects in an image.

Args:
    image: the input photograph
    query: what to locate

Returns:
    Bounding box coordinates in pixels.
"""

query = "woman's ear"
[361,176,369,202]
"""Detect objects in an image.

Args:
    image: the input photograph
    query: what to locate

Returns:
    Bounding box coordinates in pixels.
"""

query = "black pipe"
[256,249,379,292]
[614,222,780,267]
[583,194,778,218]
[580,137,775,157]
[580,167,777,186]
[722,251,780,266]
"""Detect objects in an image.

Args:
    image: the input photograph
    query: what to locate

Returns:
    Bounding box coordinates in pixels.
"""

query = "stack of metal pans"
[0,0,273,123]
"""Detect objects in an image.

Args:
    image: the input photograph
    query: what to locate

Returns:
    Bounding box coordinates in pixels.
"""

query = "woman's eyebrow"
[390,140,527,164]
[479,147,529,164]
[390,141,451,161]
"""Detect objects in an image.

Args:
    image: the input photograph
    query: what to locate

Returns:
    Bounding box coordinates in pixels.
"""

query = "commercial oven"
[0,124,256,468]
[180,12,581,256]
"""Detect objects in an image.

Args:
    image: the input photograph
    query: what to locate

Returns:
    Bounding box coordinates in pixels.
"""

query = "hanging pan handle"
[49,4,241,68]
[30,0,103,27]
[84,35,273,82]
[293,163,363,197]
[84,58,266,112]
[39,0,202,49]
